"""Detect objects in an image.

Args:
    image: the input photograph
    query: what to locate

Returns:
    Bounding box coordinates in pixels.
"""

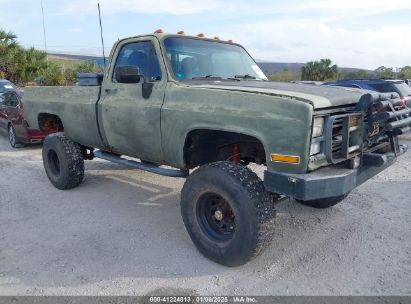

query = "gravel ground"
[0,133,410,296]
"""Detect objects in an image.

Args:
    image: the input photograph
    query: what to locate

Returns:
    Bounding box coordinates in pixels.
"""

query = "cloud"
[64,0,222,15]
[68,27,83,33]
[59,0,411,69]
[2,0,410,69]
[309,0,411,12]
[64,0,411,17]
[222,20,411,69]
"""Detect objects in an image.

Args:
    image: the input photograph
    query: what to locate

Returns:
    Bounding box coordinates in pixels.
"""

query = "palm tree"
[0,30,18,53]
[301,58,338,81]
[0,29,19,80]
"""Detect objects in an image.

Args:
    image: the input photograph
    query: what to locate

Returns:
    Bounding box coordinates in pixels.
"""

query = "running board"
[94,150,189,178]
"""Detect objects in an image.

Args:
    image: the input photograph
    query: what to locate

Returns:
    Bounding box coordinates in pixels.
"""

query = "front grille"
[325,113,363,164]
[321,93,411,165]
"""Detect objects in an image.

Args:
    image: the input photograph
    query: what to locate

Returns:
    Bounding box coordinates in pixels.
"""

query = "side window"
[341,84,361,89]
[369,83,397,93]
[0,95,4,105]
[113,41,162,82]
[5,93,19,107]
[12,94,19,107]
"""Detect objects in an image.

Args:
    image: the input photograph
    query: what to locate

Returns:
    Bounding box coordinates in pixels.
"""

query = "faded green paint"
[162,82,313,173]
[24,33,369,174]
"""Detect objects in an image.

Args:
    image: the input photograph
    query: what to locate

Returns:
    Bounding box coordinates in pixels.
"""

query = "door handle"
[105,88,117,94]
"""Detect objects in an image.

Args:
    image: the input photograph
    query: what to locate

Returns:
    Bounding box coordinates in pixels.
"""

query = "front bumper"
[264,145,407,201]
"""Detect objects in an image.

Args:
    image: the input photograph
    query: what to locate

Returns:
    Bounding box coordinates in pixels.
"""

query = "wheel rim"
[196,192,236,242]
[47,149,61,176]
[8,126,16,146]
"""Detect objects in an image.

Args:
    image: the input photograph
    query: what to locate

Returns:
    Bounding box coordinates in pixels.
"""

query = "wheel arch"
[183,127,267,169]
[37,112,64,133]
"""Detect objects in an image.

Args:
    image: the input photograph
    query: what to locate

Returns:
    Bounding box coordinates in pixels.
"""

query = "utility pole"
[98,3,106,67]
[40,0,48,58]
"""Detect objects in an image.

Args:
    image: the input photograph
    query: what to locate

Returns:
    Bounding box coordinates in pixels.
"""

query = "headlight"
[312,117,325,138]
[310,141,321,155]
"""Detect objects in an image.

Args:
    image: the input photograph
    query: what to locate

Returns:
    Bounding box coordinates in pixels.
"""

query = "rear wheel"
[295,194,348,209]
[42,133,84,190]
[8,124,23,148]
[181,161,276,266]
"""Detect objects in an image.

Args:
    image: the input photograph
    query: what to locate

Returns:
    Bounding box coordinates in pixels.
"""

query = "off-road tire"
[42,132,84,190]
[295,194,348,209]
[8,124,23,148]
[181,161,276,267]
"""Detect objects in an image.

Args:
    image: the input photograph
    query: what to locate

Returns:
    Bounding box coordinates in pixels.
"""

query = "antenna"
[97,3,106,67]
[40,0,48,56]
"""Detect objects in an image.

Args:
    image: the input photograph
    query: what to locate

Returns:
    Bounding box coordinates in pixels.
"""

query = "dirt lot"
[0,133,410,296]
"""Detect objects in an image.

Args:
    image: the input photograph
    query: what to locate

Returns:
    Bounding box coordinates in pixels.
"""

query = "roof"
[116,32,239,46]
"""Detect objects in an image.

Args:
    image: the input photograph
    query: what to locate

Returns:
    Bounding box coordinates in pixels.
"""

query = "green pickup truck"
[24,32,410,266]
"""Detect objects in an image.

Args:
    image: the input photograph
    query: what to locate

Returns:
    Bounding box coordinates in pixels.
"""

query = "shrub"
[64,61,103,83]
[37,62,64,86]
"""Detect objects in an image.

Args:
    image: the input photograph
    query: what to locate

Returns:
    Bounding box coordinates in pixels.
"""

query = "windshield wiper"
[192,75,222,80]
[234,74,256,80]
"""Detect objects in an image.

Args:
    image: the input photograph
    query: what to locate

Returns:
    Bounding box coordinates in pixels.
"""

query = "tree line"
[0,29,102,86]
[270,59,411,82]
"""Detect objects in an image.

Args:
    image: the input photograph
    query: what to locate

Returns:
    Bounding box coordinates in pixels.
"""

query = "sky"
[0,0,410,70]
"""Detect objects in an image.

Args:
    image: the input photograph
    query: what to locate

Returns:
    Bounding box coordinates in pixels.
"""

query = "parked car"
[322,79,411,107]
[0,90,49,147]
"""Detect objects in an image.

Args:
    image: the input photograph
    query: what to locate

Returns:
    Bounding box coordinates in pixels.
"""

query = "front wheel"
[295,194,348,209]
[42,133,84,190]
[180,161,276,267]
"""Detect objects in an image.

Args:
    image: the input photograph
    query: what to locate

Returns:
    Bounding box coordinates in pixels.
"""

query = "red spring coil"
[232,144,240,163]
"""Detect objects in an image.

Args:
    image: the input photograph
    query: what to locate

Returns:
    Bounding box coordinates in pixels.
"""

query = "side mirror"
[115,66,141,83]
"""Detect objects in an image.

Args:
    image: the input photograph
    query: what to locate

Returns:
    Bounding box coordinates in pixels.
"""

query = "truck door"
[98,38,166,163]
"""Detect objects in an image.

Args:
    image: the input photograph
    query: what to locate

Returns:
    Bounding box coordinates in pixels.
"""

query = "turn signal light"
[154,29,163,33]
[271,154,300,164]
[196,33,205,37]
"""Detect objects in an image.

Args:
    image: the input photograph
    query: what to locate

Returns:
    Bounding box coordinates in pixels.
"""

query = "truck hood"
[187,80,366,109]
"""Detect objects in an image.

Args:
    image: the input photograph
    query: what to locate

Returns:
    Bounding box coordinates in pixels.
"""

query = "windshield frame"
[159,35,267,82]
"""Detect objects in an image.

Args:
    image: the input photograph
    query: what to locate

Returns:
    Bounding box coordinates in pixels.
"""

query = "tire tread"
[43,132,84,190]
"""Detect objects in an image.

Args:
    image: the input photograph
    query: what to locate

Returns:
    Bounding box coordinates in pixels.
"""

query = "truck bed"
[24,86,105,149]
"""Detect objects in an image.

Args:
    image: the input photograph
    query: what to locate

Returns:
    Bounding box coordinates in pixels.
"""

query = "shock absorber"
[232,144,240,163]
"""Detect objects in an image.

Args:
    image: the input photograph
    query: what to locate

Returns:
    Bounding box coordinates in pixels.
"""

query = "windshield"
[163,37,267,81]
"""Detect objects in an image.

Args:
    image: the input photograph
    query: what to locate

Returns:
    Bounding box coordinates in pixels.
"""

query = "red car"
[0,90,49,147]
